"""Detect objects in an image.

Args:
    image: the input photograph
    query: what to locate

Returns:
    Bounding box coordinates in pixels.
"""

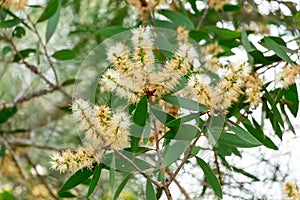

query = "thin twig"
[26,14,59,85]
[24,154,60,200]
[116,151,162,188]
[196,7,209,30]
[5,36,71,100]
[213,150,223,185]
[166,168,191,200]
[167,114,211,186]
[0,138,65,151]
[2,136,29,180]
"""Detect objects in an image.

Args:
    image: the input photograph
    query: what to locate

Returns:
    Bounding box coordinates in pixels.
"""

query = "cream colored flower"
[278,65,300,88]
[245,72,263,108]
[1,0,27,10]
[208,0,230,10]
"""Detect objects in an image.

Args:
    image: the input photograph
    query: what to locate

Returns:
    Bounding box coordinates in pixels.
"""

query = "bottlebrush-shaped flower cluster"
[99,27,198,103]
[50,99,131,173]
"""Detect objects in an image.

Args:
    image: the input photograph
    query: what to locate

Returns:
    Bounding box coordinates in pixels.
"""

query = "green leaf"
[0,191,18,200]
[164,124,199,140]
[46,0,60,43]
[227,121,261,146]
[0,144,5,158]
[264,89,284,127]
[0,106,17,123]
[159,9,194,29]
[195,157,223,198]
[248,50,281,66]
[37,0,59,23]
[163,95,208,111]
[232,166,260,181]
[113,174,132,200]
[284,84,299,117]
[0,19,21,28]
[163,140,187,167]
[110,156,116,190]
[133,95,148,127]
[52,49,76,60]
[13,49,36,62]
[61,78,77,86]
[98,26,129,38]
[165,112,202,127]
[262,37,294,64]
[243,119,278,150]
[150,107,175,125]
[2,46,13,58]
[204,26,241,40]
[58,168,93,196]
[241,30,254,64]
[280,104,296,134]
[156,187,163,200]
[12,26,26,38]
[57,191,76,198]
[189,30,210,42]
[218,132,261,148]
[87,164,103,198]
[146,178,156,200]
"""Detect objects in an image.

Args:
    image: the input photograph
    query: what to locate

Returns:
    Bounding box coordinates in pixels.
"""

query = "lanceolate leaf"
[133,95,148,127]
[0,106,17,123]
[227,121,261,146]
[113,174,133,200]
[52,49,76,60]
[150,107,175,125]
[37,0,60,23]
[163,95,208,111]
[263,37,294,65]
[159,9,194,29]
[0,18,21,28]
[146,178,156,200]
[46,0,60,43]
[195,157,223,198]
[87,164,103,198]
[284,83,299,117]
[58,167,93,196]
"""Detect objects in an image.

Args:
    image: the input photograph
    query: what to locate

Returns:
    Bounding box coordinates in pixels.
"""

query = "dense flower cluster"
[0,0,27,10]
[208,0,230,10]
[50,99,131,173]
[188,63,264,110]
[100,27,198,103]
[284,182,300,200]
[278,65,300,88]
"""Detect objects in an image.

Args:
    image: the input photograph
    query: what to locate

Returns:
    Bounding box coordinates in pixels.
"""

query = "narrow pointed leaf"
[195,157,222,198]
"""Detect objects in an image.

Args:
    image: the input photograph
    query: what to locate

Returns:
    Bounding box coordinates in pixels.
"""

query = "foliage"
[0,0,299,199]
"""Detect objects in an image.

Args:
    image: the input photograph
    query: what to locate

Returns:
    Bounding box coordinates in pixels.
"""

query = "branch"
[196,7,209,30]
[0,138,66,151]
[2,136,29,180]
[166,168,191,200]
[24,154,60,200]
[116,151,162,188]
[213,150,223,185]
[167,114,211,186]
[26,14,59,85]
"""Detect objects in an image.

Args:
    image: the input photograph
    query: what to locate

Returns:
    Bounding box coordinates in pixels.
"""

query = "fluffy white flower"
[111,111,131,130]
[106,43,129,63]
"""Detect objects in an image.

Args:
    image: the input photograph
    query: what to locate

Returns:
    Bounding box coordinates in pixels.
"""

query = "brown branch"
[167,114,211,186]
[166,168,191,200]
[196,7,209,30]
[24,154,60,200]
[26,14,59,85]
[0,138,65,151]
[2,136,29,180]
[213,150,223,185]
[116,151,162,188]
[4,34,71,100]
